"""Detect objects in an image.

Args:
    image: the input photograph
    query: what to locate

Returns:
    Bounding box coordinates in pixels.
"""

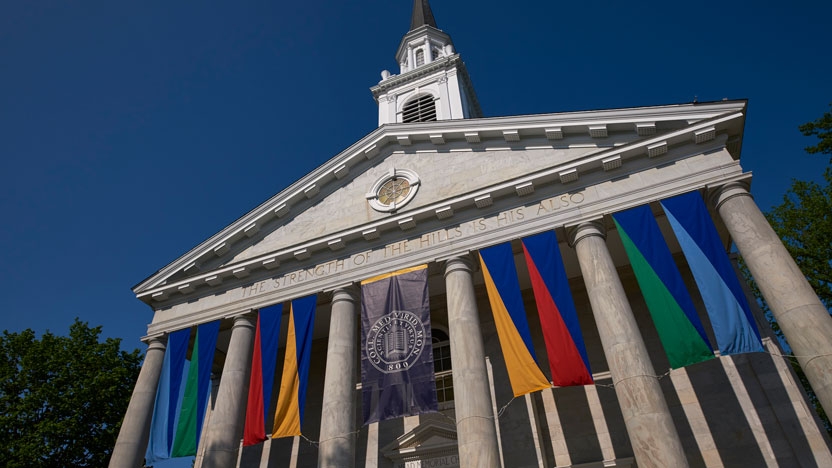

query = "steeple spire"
[371,0,481,125]
[410,0,437,31]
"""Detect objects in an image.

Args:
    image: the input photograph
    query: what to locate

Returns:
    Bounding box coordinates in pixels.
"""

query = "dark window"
[402,95,437,123]
[415,49,425,66]
[432,329,453,403]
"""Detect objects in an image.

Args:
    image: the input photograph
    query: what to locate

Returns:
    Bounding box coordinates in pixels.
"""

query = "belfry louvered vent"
[402,95,437,123]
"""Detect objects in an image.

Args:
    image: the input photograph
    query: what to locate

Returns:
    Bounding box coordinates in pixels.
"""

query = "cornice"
[134,106,745,304]
[371,55,461,98]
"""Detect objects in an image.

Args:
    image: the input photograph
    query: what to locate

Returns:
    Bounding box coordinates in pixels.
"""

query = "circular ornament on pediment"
[367,168,420,212]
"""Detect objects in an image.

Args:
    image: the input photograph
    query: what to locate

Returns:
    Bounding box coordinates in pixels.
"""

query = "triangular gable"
[134,101,746,305]
[222,144,601,266]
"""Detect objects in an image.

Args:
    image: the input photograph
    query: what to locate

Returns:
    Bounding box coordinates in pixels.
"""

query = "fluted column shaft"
[569,221,689,468]
[202,314,256,468]
[713,182,832,416]
[110,337,166,468]
[319,285,359,468]
[444,255,501,468]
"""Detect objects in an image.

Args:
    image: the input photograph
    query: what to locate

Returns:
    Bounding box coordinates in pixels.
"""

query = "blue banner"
[360,265,437,424]
[145,327,190,462]
[661,192,763,355]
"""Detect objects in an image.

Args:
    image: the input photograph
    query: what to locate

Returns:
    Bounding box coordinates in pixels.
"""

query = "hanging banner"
[661,192,763,355]
[243,304,283,446]
[272,295,317,438]
[521,231,593,386]
[613,205,714,368]
[360,265,437,425]
[479,243,551,397]
[145,321,220,460]
[171,320,219,457]
[145,327,189,463]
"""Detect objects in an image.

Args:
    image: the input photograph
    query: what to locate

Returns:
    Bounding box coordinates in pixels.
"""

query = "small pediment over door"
[381,420,459,468]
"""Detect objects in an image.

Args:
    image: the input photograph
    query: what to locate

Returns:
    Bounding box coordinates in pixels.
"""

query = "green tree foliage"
[798,102,832,161]
[765,103,832,309]
[0,319,142,467]
[766,167,832,308]
[744,103,832,313]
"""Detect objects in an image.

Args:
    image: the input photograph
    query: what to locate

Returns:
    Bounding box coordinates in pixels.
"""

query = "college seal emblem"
[365,310,427,373]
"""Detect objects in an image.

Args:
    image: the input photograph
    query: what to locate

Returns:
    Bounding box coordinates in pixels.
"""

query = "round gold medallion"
[377,178,411,207]
[367,169,420,212]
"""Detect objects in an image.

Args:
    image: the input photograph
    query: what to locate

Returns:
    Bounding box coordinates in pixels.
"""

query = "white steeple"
[371,0,481,126]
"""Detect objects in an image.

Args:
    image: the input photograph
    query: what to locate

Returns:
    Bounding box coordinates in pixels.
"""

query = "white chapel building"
[111,1,832,467]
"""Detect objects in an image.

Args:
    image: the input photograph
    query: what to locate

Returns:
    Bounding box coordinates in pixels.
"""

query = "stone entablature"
[144,145,743,337]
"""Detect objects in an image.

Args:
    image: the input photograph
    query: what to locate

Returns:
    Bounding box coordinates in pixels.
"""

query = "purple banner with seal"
[360,264,438,424]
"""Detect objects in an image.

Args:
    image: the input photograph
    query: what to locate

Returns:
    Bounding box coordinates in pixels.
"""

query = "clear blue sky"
[1,0,829,355]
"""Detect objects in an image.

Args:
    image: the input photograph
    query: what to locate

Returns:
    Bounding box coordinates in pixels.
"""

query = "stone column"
[110,336,166,468]
[319,285,359,468]
[712,182,832,415]
[201,314,256,468]
[444,255,501,468]
[568,221,689,468]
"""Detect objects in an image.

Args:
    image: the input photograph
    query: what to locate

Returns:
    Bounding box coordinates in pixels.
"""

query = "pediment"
[218,144,600,267]
[381,420,458,465]
[134,101,746,306]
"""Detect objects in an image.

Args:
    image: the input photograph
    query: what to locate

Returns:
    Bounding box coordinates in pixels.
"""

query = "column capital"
[141,334,167,349]
[566,218,606,247]
[441,253,477,277]
[708,180,753,211]
[230,313,256,331]
[145,336,167,352]
[327,283,359,304]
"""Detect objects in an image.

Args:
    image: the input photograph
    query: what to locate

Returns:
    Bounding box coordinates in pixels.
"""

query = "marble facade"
[111,3,832,467]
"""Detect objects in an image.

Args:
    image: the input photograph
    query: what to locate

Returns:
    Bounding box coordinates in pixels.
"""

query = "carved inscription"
[396,455,460,468]
[536,192,585,214]
[242,253,371,297]
[241,191,584,299]
[496,207,524,226]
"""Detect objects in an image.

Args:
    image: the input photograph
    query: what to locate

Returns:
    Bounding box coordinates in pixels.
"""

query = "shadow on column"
[377,417,404,468]
[478,306,539,467]
[296,340,328,467]
[238,442,263,467]
[268,437,295,468]
[354,386,368,466]
[352,388,404,468]
[553,386,603,464]
[533,392,555,465]
[740,352,816,467]
[324,441,357,468]
[660,375,706,467]
[686,358,767,467]
[595,383,633,461]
